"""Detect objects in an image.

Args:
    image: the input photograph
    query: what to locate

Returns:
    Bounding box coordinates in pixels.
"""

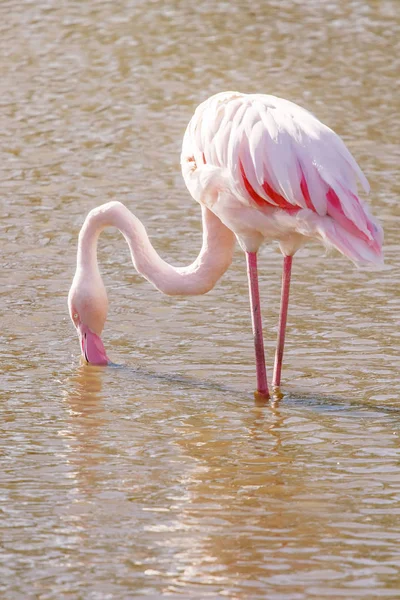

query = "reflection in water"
[138,395,290,593]
[61,366,106,499]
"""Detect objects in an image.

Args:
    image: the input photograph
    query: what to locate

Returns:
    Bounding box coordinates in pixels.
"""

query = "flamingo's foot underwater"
[272,386,284,401]
[254,389,271,405]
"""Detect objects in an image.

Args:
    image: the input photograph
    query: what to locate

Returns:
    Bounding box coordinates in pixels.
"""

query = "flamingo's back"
[181,91,383,265]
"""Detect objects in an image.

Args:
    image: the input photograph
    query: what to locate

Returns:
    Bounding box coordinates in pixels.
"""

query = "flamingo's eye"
[73,313,78,319]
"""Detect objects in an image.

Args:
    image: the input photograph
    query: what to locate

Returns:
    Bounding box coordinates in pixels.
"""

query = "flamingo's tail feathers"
[317,216,384,267]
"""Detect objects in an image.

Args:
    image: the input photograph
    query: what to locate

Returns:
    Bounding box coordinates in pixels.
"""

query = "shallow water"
[1,0,399,598]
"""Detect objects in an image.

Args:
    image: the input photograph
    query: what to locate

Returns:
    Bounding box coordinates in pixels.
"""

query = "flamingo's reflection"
[160,393,299,591]
[60,364,324,593]
[62,364,106,499]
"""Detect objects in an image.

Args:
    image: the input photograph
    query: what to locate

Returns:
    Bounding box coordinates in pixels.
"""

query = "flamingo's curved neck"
[77,201,236,296]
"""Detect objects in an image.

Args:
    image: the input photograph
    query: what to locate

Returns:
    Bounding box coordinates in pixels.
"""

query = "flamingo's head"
[68,272,110,366]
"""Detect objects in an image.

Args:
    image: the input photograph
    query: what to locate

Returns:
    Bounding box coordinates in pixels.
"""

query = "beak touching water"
[78,323,110,366]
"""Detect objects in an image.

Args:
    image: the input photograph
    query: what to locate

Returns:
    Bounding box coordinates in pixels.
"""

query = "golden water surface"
[0,0,399,598]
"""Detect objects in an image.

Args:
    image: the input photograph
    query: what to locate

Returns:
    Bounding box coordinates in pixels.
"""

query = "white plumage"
[181,91,383,263]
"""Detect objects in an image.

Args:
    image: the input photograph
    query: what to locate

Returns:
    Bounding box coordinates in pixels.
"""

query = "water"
[1,0,399,598]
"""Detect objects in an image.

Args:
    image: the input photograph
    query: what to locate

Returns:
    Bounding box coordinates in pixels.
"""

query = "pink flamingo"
[68,91,383,399]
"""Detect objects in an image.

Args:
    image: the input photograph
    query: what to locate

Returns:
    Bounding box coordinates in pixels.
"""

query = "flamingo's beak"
[78,323,110,366]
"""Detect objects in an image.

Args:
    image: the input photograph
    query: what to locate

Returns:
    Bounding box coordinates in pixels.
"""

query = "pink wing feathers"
[182,92,383,264]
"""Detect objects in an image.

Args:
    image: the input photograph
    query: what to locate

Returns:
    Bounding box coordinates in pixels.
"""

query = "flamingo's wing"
[182,92,382,261]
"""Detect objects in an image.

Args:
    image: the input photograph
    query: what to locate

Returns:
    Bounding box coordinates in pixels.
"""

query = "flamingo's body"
[68,92,383,398]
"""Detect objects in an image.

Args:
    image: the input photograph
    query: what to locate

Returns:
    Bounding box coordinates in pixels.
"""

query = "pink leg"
[246,251,269,398]
[272,255,293,388]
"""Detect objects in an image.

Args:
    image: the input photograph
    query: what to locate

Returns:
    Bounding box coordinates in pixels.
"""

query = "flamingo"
[68,91,383,399]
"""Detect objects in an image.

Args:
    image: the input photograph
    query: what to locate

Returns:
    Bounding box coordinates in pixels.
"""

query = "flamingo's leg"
[245,251,269,398]
[272,255,293,388]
